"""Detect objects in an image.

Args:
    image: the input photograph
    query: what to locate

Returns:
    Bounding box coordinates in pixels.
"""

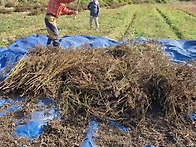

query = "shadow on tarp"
[0,35,196,146]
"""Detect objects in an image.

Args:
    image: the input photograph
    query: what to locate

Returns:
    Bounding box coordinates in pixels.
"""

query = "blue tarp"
[134,37,196,63]
[81,115,128,147]
[0,97,61,139]
[0,34,196,146]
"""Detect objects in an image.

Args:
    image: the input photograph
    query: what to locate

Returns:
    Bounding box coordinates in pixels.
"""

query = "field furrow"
[177,9,196,18]
[156,5,196,40]
[156,7,185,40]
[98,5,139,40]
[123,12,137,39]
[126,4,178,40]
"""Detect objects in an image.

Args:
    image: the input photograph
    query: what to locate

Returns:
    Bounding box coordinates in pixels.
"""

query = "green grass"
[127,4,179,39]
[156,4,196,40]
[0,2,196,47]
[0,13,46,46]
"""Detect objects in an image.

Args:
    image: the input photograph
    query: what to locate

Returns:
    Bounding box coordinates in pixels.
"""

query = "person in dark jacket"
[87,0,100,30]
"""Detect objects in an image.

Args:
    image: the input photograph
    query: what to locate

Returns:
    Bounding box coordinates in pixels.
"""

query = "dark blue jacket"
[88,1,100,17]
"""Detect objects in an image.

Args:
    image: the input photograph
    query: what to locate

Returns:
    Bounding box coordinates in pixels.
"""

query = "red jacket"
[46,0,75,18]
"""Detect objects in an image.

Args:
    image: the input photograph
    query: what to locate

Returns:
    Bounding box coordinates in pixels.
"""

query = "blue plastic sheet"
[0,97,61,139]
[0,97,24,116]
[184,112,196,121]
[144,145,157,147]
[81,115,127,147]
[133,37,196,63]
[81,120,99,147]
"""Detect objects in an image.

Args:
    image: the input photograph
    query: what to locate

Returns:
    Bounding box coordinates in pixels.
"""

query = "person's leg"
[94,16,99,30]
[90,15,93,29]
[45,15,60,46]
[46,38,52,45]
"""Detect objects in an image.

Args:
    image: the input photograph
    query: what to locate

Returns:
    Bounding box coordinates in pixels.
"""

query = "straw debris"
[0,41,195,121]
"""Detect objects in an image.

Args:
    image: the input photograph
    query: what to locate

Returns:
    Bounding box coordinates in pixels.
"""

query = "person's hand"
[74,11,78,16]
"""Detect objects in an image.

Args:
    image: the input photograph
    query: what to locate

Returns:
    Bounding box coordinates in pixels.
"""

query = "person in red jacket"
[45,0,78,47]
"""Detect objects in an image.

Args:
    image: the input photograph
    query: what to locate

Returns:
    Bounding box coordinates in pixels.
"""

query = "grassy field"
[0,2,196,47]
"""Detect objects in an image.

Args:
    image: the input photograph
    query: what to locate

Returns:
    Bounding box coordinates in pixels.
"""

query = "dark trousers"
[45,14,60,47]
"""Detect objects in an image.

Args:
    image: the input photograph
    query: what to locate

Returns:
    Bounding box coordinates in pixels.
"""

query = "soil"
[0,97,195,147]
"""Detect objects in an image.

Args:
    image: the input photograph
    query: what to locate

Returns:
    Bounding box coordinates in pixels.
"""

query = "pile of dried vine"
[0,41,195,122]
